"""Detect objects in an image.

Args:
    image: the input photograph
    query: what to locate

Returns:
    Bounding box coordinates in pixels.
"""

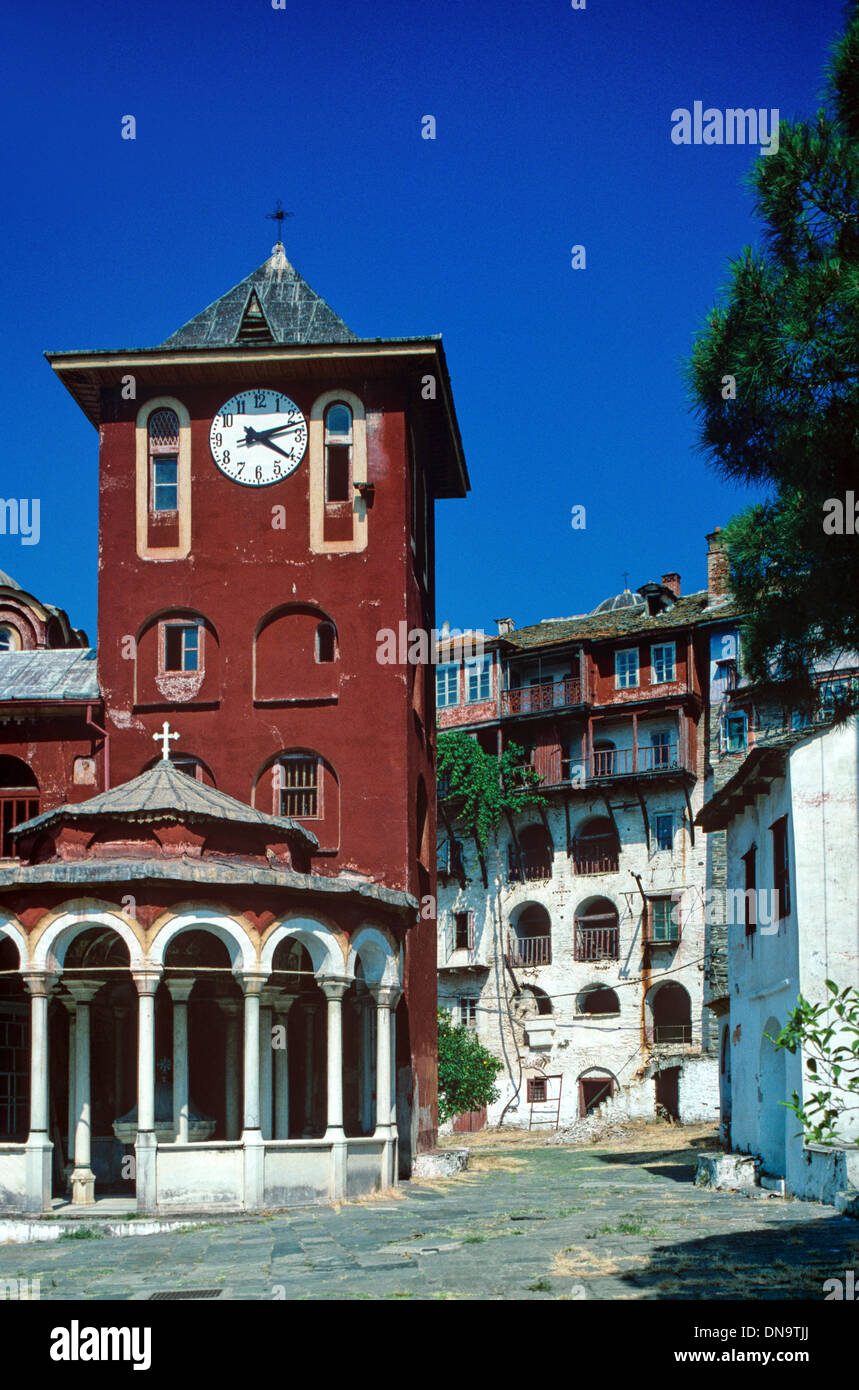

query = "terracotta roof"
[11,758,318,848]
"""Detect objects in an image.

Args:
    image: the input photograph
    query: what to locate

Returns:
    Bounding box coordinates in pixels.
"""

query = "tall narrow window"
[279,757,319,818]
[725,712,748,752]
[771,816,790,919]
[466,656,491,703]
[164,623,200,673]
[148,409,180,512]
[615,648,639,689]
[743,846,757,938]
[651,643,676,684]
[436,663,459,708]
[315,621,336,664]
[324,403,352,502]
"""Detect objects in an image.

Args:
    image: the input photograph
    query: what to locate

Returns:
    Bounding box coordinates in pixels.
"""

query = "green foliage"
[685,6,859,713]
[437,1009,503,1123]
[437,729,545,849]
[767,980,859,1145]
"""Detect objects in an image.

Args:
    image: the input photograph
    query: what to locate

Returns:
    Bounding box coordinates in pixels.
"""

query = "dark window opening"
[279,757,319,818]
[579,1076,614,1116]
[772,816,790,919]
[743,847,757,938]
[164,624,199,673]
[315,622,336,663]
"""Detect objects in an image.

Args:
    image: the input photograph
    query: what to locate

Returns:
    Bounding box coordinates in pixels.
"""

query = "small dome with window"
[590,588,646,616]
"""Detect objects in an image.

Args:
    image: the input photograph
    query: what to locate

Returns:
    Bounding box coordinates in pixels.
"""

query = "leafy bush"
[437,1009,503,1123]
[768,981,859,1145]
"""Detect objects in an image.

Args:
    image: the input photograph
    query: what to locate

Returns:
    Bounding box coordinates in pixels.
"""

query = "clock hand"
[257,437,294,461]
[237,422,304,448]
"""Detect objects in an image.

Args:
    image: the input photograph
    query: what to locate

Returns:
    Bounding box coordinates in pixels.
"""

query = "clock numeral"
[254,392,267,408]
[235,461,245,475]
[272,463,282,478]
[213,432,222,447]
[255,464,263,482]
[235,398,246,413]
[222,413,233,428]
[223,449,230,465]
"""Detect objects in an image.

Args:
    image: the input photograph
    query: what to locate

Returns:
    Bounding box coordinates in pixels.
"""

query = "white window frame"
[465,656,491,704]
[436,662,459,708]
[458,996,477,1029]
[615,648,639,690]
[724,711,748,753]
[651,642,676,685]
[162,621,201,674]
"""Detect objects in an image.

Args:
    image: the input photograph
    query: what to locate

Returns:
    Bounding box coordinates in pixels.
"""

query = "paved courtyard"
[2,1125,857,1300]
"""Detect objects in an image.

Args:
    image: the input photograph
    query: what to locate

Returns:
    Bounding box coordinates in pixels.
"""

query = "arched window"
[0,756,39,858]
[573,816,619,874]
[315,621,337,664]
[148,408,180,512]
[508,823,553,882]
[507,904,552,967]
[651,983,692,1044]
[578,1070,616,1117]
[276,754,321,819]
[514,984,553,1017]
[579,985,620,1015]
[0,624,21,652]
[574,897,619,961]
[324,403,352,502]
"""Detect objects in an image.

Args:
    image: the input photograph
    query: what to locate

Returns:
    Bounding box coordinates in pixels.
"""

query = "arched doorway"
[651,982,692,1044]
[0,756,39,858]
[270,938,327,1138]
[0,935,28,1142]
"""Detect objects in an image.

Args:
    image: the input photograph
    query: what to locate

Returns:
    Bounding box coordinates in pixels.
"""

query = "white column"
[65,980,101,1205]
[60,995,76,1174]
[23,971,56,1211]
[320,978,349,1139]
[301,997,316,1136]
[132,970,162,1213]
[167,979,194,1143]
[240,972,268,1211]
[371,985,401,1139]
[218,1001,241,1140]
[113,1005,128,1120]
[273,994,296,1139]
[259,986,278,1142]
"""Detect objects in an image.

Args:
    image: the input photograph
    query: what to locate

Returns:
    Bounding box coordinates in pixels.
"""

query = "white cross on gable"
[154,721,180,761]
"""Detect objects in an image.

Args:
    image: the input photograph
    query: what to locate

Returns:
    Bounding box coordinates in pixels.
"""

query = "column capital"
[63,978,103,1004]
[165,976,195,1004]
[319,976,350,1002]
[273,993,298,1018]
[369,983,402,1010]
[131,969,162,998]
[218,999,243,1019]
[22,970,58,998]
[238,971,269,997]
[259,985,281,1008]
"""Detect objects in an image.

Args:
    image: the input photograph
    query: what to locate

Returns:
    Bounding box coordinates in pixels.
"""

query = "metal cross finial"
[622,570,630,590]
[154,722,179,761]
[266,200,293,242]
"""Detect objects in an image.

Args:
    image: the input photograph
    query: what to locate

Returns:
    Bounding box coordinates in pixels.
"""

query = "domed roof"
[590,588,646,616]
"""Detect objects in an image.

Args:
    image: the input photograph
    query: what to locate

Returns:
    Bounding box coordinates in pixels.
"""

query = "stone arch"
[32,906,146,973]
[346,926,401,987]
[0,912,28,968]
[261,914,346,980]
[134,606,220,707]
[572,814,619,874]
[148,907,258,974]
[578,983,621,1015]
[573,895,620,962]
[647,980,692,1043]
[253,603,340,702]
[577,1065,619,1117]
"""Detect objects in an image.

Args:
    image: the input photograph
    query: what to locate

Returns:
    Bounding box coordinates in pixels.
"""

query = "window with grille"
[279,758,319,818]
[148,408,180,512]
[164,624,200,673]
[651,643,676,684]
[0,1007,28,1140]
[615,648,639,689]
[527,1076,547,1102]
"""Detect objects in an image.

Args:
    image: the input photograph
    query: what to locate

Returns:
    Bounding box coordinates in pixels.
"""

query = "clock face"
[210,389,308,487]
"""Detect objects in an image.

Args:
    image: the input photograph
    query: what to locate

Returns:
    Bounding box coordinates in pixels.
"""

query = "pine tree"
[687,3,859,713]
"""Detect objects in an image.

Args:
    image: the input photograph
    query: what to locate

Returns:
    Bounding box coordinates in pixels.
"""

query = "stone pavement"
[2,1129,858,1300]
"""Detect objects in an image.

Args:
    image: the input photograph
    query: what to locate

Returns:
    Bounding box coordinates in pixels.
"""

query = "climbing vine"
[436,729,545,849]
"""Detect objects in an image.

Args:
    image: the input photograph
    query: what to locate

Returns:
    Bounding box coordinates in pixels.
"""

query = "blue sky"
[0,0,848,640]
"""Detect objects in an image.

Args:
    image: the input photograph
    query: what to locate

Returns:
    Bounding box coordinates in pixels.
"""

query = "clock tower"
[46,239,470,1173]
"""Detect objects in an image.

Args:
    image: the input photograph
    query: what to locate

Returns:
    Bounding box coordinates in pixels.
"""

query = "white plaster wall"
[438,788,718,1131]
[725,720,859,1197]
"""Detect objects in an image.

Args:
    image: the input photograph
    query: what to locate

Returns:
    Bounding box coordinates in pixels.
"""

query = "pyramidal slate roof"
[12,758,318,848]
[160,243,358,349]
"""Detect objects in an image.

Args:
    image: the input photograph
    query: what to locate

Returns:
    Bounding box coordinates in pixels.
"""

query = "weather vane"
[266,200,293,242]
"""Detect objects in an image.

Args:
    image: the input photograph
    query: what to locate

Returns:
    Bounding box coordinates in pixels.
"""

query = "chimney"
[495,618,514,635]
[441,620,451,638]
[661,572,681,597]
[706,530,729,603]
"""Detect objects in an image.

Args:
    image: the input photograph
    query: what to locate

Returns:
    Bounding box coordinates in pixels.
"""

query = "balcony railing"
[506,934,552,967]
[652,1023,692,1044]
[589,742,687,778]
[501,677,583,717]
[507,856,553,883]
[572,835,619,875]
[574,922,619,962]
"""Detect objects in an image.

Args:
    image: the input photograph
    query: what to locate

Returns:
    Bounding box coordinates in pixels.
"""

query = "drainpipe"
[86,705,110,791]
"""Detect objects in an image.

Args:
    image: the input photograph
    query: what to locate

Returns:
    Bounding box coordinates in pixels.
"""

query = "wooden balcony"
[652,1023,692,1044]
[589,742,689,779]
[501,677,583,717]
[574,923,619,962]
[572,835,619,875]
[507,855,552,883]
[506,934,552,967]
